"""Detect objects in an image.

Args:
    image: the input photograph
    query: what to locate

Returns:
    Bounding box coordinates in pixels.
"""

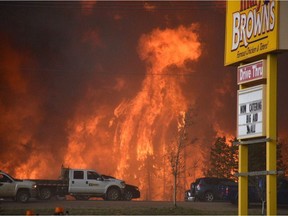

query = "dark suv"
[185,177,236,202]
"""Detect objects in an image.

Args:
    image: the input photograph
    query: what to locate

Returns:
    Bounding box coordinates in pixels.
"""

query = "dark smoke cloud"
[0,1,287,184]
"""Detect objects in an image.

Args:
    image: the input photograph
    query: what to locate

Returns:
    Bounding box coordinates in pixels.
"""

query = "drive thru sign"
[237,60,266,85]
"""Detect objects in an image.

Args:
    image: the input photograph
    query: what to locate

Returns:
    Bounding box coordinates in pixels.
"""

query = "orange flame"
[64,24,202,200]
[1,24,228,200]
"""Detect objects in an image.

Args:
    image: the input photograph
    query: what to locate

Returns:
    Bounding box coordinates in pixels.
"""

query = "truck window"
[87,171,100,180]
[0,174,12,183]
[73,171,84,179]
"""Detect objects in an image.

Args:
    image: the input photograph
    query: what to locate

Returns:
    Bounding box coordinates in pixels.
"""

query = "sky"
[0,1,287,200]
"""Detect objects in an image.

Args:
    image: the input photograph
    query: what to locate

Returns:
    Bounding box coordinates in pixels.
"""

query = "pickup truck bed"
[31,179,69,200]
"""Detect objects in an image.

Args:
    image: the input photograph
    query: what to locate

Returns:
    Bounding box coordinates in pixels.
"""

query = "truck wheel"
[16,190,30,203]
[39,188,52,200]
[204,191,214,202]
[106,188,121,201]
[124,191,133,201]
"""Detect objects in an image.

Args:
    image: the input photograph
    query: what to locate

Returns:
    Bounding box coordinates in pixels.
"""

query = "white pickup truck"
[0,171,37,202]
[33,167,126,201]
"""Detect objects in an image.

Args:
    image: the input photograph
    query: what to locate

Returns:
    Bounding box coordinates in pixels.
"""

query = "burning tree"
[167,107,196,207]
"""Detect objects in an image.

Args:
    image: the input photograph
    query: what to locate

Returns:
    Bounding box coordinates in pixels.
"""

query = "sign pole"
[266,54,277,215]
[238,78,248,215]
[238,143,248,215]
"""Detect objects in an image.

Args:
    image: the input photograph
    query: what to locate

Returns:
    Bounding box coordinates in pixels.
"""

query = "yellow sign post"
[266,54,277,215]
[238,142,248,215]
[225,0,288,215]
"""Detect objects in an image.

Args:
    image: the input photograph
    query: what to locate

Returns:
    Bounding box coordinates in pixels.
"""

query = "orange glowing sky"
[0,1,288,201]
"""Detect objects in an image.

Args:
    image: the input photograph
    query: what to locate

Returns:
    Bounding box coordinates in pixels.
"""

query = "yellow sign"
[225,0,279,65]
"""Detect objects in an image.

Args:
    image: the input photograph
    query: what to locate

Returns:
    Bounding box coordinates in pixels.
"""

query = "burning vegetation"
[1,1,287,201]
[63,24,202,200]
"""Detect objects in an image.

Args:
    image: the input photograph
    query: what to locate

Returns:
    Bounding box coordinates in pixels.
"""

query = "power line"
[17,67,197,76]
[0,1,226,11]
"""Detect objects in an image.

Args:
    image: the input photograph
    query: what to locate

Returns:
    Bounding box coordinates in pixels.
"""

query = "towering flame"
[63,24,201,200]
[1,2,287,202]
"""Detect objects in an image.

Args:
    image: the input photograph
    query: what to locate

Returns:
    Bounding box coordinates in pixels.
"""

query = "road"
[1,199,288,215]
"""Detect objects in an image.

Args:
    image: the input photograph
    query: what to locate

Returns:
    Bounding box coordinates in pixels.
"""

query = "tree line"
[204,136,287,180]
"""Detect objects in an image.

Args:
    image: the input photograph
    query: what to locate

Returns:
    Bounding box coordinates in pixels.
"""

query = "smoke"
[1,1,287,201]
[0,2,233,200]
[80,1,97,16]
[0,36,55,178]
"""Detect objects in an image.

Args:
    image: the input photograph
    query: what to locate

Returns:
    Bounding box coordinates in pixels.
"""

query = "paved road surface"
[1,199,288,215]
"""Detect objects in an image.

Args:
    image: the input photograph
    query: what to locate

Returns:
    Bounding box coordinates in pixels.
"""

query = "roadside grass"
[3,205,282,215]
[68,207,203,215]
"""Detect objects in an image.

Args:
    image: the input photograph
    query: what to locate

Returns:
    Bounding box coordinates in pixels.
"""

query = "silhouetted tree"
[277,142,287,174]
[279,138,288,175]
[167,107,196,207]
[204,136,238,180]
[248,141,286,173]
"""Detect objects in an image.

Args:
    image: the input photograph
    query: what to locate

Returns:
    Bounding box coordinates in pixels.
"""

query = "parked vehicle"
[185,189,194,201]
[122,184,140,201]
[185,177,236,202]
[226,177,288,205]
[0,171,37,203]
[102,175,140,200]
[33,167,126,201]
[185,182,196,201]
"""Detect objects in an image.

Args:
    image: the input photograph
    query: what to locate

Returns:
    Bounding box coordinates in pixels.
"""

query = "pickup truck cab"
[0,171,37,202]
[66,169,126,200]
